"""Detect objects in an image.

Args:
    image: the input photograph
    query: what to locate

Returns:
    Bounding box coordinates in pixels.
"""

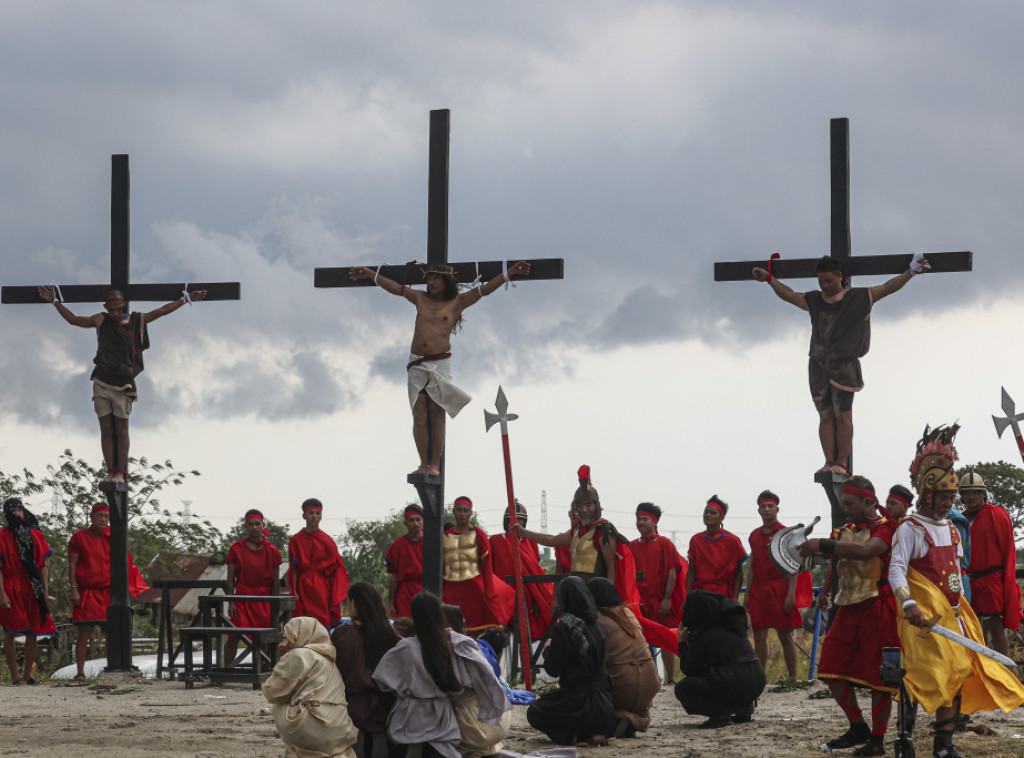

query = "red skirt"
[818,595,900,692]
[747,580,802,631]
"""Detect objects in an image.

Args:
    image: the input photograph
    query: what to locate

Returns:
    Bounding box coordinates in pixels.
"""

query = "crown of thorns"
[421,263,457,281]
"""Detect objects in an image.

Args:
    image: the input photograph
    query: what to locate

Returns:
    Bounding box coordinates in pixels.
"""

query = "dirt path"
[3,678,1024,757]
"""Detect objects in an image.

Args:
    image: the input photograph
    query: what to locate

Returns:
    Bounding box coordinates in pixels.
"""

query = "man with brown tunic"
[37,285,207,482]
[349,261,530,476]
[752,254,928,474]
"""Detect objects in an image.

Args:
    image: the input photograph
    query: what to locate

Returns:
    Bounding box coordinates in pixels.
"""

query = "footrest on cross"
[406,472,442,486]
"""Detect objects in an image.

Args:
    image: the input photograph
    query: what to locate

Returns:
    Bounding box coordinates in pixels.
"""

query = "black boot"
[852,735,885,757]
[932,730,964,758]
[825,721,871,750]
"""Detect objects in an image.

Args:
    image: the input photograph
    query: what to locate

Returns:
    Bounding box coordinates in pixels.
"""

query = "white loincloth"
[407,353,472,418]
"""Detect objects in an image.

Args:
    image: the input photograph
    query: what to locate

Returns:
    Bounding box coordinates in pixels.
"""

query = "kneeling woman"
[526,576,615,745]
[674,590,766,728]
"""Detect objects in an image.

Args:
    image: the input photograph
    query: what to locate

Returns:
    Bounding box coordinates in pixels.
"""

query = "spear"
[992,386,1024,467]
[484,386,532,690]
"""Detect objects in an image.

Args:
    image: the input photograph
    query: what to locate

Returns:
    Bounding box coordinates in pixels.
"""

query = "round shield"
[768,515,822,577]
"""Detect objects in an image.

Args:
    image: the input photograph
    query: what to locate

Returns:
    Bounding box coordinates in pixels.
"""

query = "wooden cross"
[2,154,241,671]
[313,109,564,594]
[713,118,972,527]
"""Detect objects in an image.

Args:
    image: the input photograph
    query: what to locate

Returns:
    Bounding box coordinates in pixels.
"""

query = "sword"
[918,614,1017,667]
[992,386,1024,467]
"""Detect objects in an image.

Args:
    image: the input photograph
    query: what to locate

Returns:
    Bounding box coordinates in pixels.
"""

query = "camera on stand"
[879,646,916,758]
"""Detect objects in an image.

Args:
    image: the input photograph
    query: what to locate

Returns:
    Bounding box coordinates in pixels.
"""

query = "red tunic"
[817,517,899,692]
[385,535,423,618]
[629,534,687,628]
[288,529,349,628]
[489,533,553,639]
[0,528,56,635]
[227,537,283,628]
[687,529,747,598]
[966,503,1021,628]
[442,526,515,631]
[574,519,642,609]
[555,545,572,575]
[746,523,813,630]
[68,527,149,624]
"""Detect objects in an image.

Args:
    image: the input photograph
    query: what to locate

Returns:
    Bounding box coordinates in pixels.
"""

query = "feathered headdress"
[909,423,960,505]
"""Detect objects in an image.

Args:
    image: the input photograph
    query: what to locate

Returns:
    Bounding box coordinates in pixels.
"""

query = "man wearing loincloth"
[349,260,530,476]
[798,476,899,757]
[743,490,811,680]
[752,254,929,475]
[37,285,207,482]
[892,425,1024,758]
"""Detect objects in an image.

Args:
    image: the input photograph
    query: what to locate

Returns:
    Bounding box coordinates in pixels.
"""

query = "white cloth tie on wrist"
[470,262,483,292]
[49,281,64,303]
[182,283,192,306]
[502,260,517,291]
[374,262,392,285]
[909,252,931,276]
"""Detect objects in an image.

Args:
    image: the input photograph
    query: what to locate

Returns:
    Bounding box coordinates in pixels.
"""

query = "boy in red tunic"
[0,498,56,684]
[686,496,747,600]
[68,503,149,680]
[489,502,553,639]
[288,499,349,628]
[630,502,686,684]
[798,476,899,757]
[959,471,1021,657]
[385,505,425,618]
[744,490,811,680]
[442,496,514,632]
[225,508,283,664]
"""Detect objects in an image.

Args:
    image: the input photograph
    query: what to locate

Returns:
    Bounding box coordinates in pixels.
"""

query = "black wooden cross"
[2,155,241,672]
[314,109,564,594]
[713,118,972,527]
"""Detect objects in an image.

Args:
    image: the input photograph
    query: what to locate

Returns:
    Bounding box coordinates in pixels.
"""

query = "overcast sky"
[2,2,1023,548]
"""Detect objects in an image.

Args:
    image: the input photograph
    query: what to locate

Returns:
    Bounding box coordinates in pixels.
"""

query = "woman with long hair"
[373,591,510,758]
[588,577,661,737]
[331,581,401,757]
[526,576,616,745]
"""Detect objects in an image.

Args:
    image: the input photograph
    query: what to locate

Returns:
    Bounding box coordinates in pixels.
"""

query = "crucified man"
[37,285,206,482]
[349,261,530,476]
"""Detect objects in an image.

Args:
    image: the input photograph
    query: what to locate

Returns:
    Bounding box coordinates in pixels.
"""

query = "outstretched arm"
[458,261,531,308]
[37,286,98,328]
[143,291,208,324]
[752,268,808,310]
[512,523,571,548]
[870,253,930,304]
[349,266,417,304]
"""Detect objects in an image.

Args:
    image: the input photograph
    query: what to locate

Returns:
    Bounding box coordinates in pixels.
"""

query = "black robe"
[674,590,766,718]
[526,576,615,744]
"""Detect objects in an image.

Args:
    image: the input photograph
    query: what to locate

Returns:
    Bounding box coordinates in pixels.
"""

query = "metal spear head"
[993,386,1024,439]
[484,385,518,433]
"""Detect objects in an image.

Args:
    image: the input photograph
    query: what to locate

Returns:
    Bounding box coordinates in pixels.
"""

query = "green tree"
[955,460,1024,535]
[1,449,221,624]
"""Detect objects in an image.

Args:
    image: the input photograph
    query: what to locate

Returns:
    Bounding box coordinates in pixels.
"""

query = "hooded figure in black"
[675,589,766,728]
[526,576,615,745]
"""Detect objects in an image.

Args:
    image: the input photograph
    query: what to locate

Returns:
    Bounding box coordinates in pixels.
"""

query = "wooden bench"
[179,626,282,689]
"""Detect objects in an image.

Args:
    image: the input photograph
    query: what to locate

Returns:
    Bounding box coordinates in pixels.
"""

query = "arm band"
[819,538,837,555]
[765,273,774,284]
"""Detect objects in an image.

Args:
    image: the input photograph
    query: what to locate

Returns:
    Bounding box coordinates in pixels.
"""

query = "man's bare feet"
[425,464,440,476]
[411,464,430,475]
[110,471,125,483]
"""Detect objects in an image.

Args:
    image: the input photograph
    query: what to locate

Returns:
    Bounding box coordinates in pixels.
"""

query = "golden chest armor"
[834,526,884,606]
[443,530,481,582]
[570,527,601,574]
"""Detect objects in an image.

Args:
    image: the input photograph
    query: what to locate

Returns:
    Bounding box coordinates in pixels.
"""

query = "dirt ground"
[4,676,1024,758]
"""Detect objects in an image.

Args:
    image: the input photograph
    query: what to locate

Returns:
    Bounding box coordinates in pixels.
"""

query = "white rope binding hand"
[48,281,64,303]
[182,283,192,305]
[470,262,483,292]
[374,262,392,285]
[910,252,931,275]
[502,260,517,291]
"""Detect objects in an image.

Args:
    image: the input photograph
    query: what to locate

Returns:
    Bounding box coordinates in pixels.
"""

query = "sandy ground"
[4,676,1024,758]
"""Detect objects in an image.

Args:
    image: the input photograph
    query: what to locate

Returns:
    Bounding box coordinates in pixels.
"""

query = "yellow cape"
[897,567,1024,713]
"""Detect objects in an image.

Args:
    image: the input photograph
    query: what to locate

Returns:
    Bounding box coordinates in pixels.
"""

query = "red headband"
[404,506,423,519]
[104,296,125,306]
[454,496,473,509]
[244,509,264,522]
[91,504,109,514]
[706,500,725,515]
[636,506,660,522]
[758,497,779,506]
[887,493,910,508]
[843,484,876,501]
